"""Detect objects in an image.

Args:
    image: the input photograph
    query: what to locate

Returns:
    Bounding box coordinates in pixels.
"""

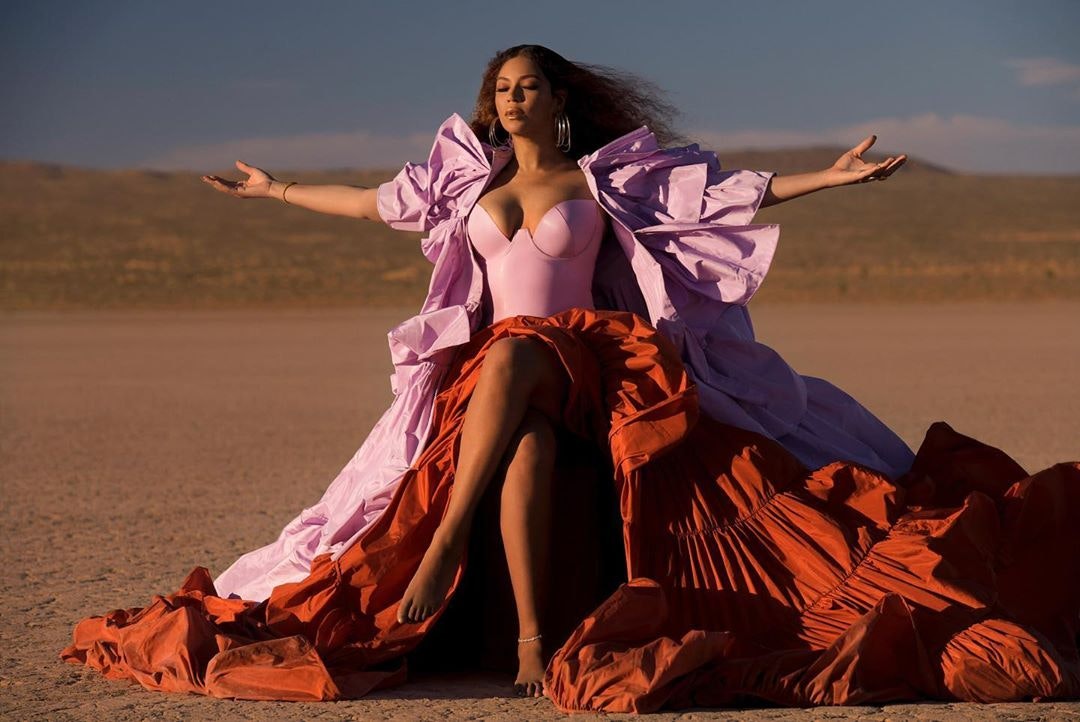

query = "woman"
[61,45,1079,711]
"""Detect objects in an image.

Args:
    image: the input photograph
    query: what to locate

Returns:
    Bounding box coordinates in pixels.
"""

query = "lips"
[505,111,524,119]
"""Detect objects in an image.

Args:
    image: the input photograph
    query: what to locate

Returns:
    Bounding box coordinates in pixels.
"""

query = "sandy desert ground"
[2,301,1078,721]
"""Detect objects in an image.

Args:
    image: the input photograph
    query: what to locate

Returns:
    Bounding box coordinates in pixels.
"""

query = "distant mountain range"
[1,152,1076,310]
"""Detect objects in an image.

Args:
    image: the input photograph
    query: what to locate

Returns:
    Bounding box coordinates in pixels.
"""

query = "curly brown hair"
[468,44,693,158]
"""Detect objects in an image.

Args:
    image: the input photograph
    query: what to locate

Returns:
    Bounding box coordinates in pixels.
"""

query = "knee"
[484,335,568,429]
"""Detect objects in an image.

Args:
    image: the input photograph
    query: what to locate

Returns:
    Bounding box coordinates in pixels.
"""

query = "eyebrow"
[496,74,541,81]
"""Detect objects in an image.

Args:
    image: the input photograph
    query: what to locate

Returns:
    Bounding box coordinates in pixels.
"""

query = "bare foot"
[513,637,548,698]
[397,529,467,624]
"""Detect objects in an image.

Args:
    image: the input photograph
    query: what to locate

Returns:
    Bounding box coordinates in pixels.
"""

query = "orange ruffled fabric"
[60,307,1080,712]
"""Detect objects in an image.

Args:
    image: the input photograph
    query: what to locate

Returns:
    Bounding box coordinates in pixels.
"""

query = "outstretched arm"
[201,160,384,221]
[265,179,382,221]
[759,134,906,208]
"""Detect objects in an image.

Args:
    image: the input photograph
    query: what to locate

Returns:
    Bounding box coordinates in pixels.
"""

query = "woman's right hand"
[201,160,277,199]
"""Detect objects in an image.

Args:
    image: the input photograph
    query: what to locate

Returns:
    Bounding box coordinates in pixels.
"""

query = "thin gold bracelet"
[281,181,298,204]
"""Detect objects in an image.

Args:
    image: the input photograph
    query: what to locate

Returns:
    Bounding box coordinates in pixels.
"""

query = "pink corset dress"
[467,198,605,323]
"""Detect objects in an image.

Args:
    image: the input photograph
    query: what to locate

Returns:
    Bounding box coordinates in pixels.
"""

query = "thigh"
[504,405,557,472]
[520,337,571,427]
[481,335,569,426]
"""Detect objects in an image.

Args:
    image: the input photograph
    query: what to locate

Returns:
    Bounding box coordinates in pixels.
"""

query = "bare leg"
[397,336,568,624]
[500,406,557,698]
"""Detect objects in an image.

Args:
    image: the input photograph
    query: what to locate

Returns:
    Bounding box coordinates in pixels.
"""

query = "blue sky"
[3,0,1078,174]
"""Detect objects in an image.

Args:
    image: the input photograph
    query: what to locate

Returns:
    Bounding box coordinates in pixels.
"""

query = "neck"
[509,130,567,173]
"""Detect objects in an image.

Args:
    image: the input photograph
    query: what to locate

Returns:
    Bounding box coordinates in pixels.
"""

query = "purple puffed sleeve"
[377,159,436,232]
[581,131,782,306]
[375,113,492,233]
[700,168,777,227]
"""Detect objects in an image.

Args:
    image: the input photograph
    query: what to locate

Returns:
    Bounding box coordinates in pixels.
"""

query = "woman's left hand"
[823,135,906,188]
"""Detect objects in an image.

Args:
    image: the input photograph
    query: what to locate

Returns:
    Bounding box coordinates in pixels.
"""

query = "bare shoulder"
[556,163,592,195]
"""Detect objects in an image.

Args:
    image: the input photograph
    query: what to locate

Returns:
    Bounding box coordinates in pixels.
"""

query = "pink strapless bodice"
[467,198,605,323]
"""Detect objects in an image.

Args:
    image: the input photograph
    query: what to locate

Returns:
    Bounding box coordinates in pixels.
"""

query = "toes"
[401,598,423,623]
[513,681,541,697]
[399,595,441,624]
[513,680,546,698]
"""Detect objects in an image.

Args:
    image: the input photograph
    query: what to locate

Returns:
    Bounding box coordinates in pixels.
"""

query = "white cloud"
[141,126,438,173]
[690,113,1080,174]
[1003,56,1080,87]
[142,113,1080,175]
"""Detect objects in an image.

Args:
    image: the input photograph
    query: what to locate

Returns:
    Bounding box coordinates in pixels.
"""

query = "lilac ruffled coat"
[214,113,915,602]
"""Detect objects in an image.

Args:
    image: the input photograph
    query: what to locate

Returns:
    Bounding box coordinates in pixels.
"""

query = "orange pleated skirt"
[59,308,1080,713]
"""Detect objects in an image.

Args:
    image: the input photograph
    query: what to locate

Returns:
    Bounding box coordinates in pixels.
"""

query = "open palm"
[201,160,276,199]
[826,135,906,187]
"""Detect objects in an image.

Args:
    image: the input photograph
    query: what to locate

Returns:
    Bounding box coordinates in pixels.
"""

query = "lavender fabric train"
[213,112,916,602]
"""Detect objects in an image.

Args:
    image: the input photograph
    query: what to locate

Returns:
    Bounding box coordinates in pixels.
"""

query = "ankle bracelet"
[517,633,542,643]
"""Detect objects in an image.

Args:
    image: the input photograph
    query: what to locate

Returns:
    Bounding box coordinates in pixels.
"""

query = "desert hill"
[1,147,1077,309]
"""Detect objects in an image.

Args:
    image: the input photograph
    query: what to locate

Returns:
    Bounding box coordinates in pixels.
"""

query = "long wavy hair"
[469,45,692,158]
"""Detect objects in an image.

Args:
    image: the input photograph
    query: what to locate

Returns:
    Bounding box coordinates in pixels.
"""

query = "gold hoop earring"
[488,117,513,150]
[555,111,571,153]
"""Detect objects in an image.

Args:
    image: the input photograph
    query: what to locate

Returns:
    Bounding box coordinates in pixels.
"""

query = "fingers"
[200,174,242,194]
[856,154,907,183]
[851,134,876,157]
[870,157,894,179]
[878,154,907,179]
[883,154,907,175]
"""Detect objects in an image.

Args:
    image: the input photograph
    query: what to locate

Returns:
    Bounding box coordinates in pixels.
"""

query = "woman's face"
[494,55,565,139]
